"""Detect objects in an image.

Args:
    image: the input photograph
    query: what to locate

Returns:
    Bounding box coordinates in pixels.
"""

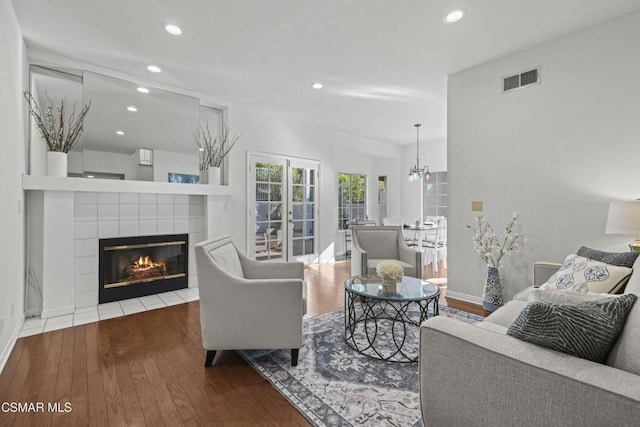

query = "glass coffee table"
[344,275,439,363]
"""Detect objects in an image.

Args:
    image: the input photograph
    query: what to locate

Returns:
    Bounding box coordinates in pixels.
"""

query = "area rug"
[239,306,484,427]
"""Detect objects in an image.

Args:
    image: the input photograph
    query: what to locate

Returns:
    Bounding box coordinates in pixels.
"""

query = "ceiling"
[12,0,640,146]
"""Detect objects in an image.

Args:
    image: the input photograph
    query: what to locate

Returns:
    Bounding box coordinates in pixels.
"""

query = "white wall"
[225,105,402,263]
[448,11,640,302]
[0,0,27,370]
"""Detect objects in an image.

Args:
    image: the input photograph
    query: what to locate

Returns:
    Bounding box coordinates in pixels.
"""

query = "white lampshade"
[605,202,640,234]
[605,202,640,251]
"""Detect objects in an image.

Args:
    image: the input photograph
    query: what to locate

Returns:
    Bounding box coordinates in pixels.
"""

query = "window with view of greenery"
[338,173,366,230]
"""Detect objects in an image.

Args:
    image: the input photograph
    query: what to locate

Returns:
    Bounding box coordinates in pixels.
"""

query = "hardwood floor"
[0,261,483,426]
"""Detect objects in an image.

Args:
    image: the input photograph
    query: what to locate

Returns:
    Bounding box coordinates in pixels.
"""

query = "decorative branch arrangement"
[467,213,524,268]
[193,123,239,171]
[23,91,91,153]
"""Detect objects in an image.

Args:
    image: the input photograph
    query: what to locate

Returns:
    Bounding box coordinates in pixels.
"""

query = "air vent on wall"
[502,67,541,94]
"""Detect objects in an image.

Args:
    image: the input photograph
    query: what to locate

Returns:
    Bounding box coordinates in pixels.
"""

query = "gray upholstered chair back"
[352,226,402,259]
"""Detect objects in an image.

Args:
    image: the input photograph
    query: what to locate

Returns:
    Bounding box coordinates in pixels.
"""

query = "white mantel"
[23,174,235,196]
[23,174,235,318]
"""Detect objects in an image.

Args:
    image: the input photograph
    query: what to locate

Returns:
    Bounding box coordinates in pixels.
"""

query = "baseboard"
[446,290,483,305]
[0,317,24,375]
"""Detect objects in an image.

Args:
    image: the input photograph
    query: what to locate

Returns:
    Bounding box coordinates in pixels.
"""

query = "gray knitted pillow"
[577,246,639,269]
[507,294,637,363]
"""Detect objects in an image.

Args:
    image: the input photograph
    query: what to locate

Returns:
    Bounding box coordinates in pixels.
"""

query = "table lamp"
[605,202,640,252]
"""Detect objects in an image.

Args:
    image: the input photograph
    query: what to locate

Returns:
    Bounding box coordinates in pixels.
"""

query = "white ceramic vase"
[199,170,208,184]
[208,166,221,185]
[47,151,68,177]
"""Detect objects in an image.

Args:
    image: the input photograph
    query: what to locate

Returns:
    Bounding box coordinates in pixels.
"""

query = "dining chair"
[423,218,447,272]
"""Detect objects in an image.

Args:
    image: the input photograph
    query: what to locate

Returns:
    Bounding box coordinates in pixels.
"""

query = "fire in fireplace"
[99,234,188,303]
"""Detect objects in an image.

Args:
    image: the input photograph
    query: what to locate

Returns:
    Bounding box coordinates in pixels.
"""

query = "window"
[423,171,447,218]
[338,173,366,230]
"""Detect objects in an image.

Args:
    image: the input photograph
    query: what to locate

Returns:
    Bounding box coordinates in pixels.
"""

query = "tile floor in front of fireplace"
[18,287,200,338]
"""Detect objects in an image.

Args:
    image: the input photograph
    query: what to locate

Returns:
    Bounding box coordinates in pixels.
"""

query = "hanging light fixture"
[408,123,431,182]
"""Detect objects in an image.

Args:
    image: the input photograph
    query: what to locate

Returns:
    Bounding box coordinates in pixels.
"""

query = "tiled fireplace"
[73,192,203,307]
[24,176,233,318]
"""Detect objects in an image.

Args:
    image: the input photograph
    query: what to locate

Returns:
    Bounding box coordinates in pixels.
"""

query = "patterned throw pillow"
[507,294,638,363]
[539,254,632,294]
[577,246,640,269]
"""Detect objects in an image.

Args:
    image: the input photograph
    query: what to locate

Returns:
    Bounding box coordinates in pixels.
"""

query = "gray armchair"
[350,225,422,279]
[194,236,307,367]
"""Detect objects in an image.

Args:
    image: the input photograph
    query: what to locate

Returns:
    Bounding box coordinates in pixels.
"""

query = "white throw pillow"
[528,288,615,304]
[539,254,632,294]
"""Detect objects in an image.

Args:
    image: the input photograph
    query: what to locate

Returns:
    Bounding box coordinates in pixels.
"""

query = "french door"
[248,153,319,264]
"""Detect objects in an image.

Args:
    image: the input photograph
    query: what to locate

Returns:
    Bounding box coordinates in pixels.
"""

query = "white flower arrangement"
[376,260,404,280]
[467,213,524,268]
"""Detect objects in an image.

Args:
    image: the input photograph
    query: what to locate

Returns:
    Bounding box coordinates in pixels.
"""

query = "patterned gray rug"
[240,306,484,427]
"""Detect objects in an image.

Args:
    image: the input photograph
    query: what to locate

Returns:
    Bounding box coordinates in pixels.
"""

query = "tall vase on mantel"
[208,166,221,185]
[199,169,208,184]
[46,151,68,177]
[482,266,504,312]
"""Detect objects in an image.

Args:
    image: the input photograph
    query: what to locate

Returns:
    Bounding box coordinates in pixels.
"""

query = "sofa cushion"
[512,287,534,301]
[606,293,640,374]
[483,300,528,328]
[540,254,632,294]
[577,246,640,269]
[476,321,508,335]
[506,294,638,363]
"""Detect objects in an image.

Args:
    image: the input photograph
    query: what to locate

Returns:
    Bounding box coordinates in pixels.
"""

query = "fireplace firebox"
[99,234,188,303]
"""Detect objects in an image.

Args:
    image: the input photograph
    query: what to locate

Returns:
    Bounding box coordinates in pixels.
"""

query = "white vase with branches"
[194,124,238,185]
[24,91,91,177]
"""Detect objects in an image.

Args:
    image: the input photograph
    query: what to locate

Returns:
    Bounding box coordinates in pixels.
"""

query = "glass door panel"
[250,157,286,261]
[288,161,318,262]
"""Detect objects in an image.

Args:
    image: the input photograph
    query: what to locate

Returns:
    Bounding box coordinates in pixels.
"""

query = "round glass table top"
[345,275,439,301]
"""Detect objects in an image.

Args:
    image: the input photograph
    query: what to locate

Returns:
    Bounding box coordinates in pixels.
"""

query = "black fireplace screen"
[99,234,188,303]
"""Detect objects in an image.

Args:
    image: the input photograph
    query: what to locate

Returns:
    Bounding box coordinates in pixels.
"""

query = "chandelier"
[408,123,431,182]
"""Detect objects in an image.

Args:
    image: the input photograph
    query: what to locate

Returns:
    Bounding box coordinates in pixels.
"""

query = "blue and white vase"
[482,266,504,312]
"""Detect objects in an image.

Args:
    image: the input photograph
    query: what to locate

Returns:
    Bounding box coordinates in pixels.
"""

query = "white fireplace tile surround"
[24,175,234,318]
[72,191,205,308]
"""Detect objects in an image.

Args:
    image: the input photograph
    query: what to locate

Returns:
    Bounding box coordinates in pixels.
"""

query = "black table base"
[344,290,439,363]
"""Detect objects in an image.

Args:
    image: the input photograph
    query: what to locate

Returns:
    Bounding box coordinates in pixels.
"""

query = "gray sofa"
[419,256,640,426]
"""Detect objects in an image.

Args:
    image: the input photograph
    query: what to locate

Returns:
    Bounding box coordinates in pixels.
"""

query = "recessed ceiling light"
[116,130,125,135]
[137,87,149,94]
[147,65,162,73]
[127,106,138,112]
[444,9,466,23]
[86,175,95,178]
[311,82,323,89]
[164,24,182,35]
[198,148,204,152]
